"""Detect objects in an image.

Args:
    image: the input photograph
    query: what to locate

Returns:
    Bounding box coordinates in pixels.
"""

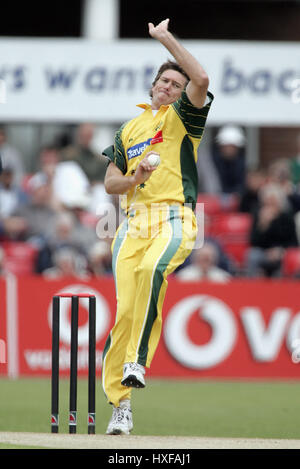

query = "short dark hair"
[149,60,190,98]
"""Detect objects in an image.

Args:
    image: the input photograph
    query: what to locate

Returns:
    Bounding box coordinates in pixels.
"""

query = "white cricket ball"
[147,152,160,167]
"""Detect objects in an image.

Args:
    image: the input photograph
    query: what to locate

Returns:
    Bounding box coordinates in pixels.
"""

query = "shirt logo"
[127,130,163,160]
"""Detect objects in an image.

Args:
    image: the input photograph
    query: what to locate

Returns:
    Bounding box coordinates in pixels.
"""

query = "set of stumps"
[51,293,96,434]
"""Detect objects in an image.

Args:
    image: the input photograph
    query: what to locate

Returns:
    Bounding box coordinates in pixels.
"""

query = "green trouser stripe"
[102,334,111,370]
[137,206,183,366]
[102,218,129,368]
[112,218,129,282]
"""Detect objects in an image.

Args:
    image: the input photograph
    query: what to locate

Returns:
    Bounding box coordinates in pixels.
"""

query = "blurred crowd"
[1,122,300,281]
[0,123,114,279]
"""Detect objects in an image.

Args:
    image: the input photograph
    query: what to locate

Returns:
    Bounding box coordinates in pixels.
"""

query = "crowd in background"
[1,122,300,281]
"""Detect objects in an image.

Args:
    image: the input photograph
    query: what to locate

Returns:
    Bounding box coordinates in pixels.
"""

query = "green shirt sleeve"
[102,124,127,174]
[172,89,214,139]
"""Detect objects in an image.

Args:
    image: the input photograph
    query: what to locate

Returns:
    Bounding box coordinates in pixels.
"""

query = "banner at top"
[0,39,299,124]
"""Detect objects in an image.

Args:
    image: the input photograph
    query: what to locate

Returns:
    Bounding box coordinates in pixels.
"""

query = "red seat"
[197,194,240,237]
[221,242,250,266]
[197,193,239,216]
[197,194,223,217]
[282,248,300,277]
[209,213,252,266]
[2,242,38,275]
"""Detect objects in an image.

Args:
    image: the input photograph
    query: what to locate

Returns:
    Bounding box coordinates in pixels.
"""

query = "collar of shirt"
[136,103,170,111]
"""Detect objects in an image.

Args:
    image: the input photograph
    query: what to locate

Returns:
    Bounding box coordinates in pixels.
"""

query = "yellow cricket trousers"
[101,205,197,407]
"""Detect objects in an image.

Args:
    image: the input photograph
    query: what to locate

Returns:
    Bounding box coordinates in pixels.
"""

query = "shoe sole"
[121,374,145,388]
[106,429,130,435]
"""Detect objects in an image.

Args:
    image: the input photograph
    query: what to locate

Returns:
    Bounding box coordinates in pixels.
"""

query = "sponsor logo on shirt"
[127,130,163,160]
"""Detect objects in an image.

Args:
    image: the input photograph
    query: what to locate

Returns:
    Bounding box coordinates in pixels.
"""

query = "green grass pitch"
[0,377,300,439]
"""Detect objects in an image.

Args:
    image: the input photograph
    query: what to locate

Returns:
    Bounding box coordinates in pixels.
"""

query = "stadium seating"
[197,193,239,216]
[197,194,223,217]
[282,247,300,277]
[2,241,38,275]
[209,212,252,267]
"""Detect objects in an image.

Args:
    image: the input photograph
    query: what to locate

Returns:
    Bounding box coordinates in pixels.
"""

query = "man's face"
[219,144,240,159]
[151,70,188,109]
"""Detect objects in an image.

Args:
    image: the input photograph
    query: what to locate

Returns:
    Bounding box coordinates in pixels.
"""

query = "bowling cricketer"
[101,18,214,435]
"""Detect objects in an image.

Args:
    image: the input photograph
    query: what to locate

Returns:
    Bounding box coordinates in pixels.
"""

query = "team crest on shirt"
[127,130,163,160]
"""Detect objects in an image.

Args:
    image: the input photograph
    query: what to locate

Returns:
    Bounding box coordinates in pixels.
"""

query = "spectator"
[32,144,92,212]
[246,183,298,277]
[0,214,27,241]
[53,160,91,210]
[290,133,300,187]
[8,173,57,243]
[88,240,112,277]
[62,198,99,255]
[36,211,82,273]
[176,241,232,282]
[42,247,88,279]
[211,125,246,195]
[36,144,60,182]
[0,126,25,186]
[49,211,77,248]
[239,168,266,215]
[197,146,222,194]
[0,166,28,218]
[267,158,300,214]
[60,123,108,185]
[49,210,95,256]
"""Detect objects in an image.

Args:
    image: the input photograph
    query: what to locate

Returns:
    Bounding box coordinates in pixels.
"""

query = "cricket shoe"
[106,401,133,435]
[121,362,146,388]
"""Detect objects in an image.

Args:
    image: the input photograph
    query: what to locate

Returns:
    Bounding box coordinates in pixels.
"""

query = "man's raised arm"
[148,19,209,108]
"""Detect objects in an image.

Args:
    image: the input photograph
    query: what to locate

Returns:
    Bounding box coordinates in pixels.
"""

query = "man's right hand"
[133,153,158,185]
[148,19,170,42]
[104,153,158,195]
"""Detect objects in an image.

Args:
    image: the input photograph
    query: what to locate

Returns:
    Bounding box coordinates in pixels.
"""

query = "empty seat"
[2,242,38,275]
[197,194,223,217]
[282,248,300,277]
[209,212,252,266]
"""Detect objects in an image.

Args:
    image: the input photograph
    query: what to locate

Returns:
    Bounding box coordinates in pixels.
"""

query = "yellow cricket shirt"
[103,89,214,213]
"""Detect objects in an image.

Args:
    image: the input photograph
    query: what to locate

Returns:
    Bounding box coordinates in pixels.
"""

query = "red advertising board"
[151,279,300,378]
[0,277,7,375]
[17,277,116,377]
[0,276,300,379]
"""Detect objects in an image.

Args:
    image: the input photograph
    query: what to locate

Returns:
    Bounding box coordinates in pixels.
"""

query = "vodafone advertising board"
[0,276,300,378]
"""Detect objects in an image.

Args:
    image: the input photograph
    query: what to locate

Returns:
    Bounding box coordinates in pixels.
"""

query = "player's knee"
[137,262,164,281]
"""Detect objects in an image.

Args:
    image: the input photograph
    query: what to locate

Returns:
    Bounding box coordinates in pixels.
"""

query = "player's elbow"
[104,177,114,194]
[105,183,115,195]
[195,72,209,90]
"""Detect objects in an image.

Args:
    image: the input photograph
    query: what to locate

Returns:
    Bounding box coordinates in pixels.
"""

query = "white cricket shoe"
[121,362,146,388]
[106,400,133,435]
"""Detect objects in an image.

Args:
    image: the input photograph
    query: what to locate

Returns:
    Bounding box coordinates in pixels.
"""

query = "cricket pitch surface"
[0,432,300,449]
